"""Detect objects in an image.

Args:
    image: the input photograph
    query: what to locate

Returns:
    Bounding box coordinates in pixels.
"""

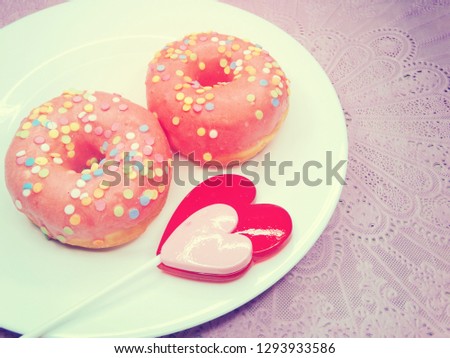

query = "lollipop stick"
[21,255,161,338]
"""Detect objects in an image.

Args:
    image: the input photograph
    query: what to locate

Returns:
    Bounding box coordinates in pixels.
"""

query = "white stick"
[21,255,161,338]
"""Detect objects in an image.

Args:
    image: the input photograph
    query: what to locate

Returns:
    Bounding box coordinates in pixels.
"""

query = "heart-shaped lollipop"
[157,174,293,281]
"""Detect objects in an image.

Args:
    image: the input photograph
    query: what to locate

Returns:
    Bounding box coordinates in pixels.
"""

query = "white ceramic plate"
[0,0,347,337]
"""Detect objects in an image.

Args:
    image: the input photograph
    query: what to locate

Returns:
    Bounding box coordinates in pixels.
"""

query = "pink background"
[1,0,449,338]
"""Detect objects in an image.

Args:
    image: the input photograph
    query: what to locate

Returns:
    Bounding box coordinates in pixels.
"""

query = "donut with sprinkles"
[146,32,290,166]
[5,90,172,248]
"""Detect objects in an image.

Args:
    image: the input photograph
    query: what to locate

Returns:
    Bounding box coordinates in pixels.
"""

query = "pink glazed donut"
[5,90,172,249]
[146,32,290,166]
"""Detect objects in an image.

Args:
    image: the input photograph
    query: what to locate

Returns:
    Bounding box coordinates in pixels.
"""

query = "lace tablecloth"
[1,0,449,338]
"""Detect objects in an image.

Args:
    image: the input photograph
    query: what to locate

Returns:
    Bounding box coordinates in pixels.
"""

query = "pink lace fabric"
[1,0,449,338]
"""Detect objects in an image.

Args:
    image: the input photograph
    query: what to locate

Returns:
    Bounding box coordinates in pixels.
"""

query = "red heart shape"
[157,174,293,281]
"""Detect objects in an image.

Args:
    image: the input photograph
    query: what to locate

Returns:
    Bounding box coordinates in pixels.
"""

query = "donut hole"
[196,61,234,87]
[65,144,104,173]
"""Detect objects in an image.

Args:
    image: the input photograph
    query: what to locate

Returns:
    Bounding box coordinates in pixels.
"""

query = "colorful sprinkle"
[197,127,206,136]
[41,143,50,152]
[48,129,59,139]
[84,124,92,133]
[192,103,202,112]
[176,92,185,101]
[111,123,120,132]
[156,64,165,72]
[94,200,106,212]
[255,110,264,120]
[93,169,103,177]
[76,179,86,188]
[63,226,74,235]
[33,183,43,193]
[143,145,153,155]
[63,101,73,109]
[17,131,30,139]
[81,173,92,181]
[172,116,180,126]
[119,103,128,111]
[145,137,155,145]
[34,136,45,144]
[139,124,149,133]
[38,168,49,178]
[70,188,81,198]
[100,103,110,111]
[84,104,94,113]
[203,152,212,162]
[209,129,218,139]
[272,98,280,107]
[25,158,35,167]
[93,188,104,199]
[123,189,134,199]
[15,200,22,210]
[16,157,26,165]
[61,135,71,144]
[35,157,48,165]
[139,195,150,206]
[129,208,140,220]
[93,126,103,136]
[126,132,136,140]
[31,166,41,174]
[246,94,256,102]
[259,79,268,86]
[81,197,92,206]
[56,235,67,243]
[205,102,215,111]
